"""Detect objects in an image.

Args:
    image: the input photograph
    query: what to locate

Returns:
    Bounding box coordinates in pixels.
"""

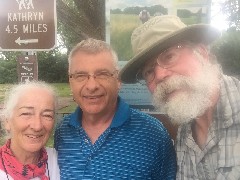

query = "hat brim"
[119,24,220,84]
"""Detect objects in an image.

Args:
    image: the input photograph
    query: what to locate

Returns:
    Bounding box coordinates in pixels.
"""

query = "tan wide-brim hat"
[119,15,221,84]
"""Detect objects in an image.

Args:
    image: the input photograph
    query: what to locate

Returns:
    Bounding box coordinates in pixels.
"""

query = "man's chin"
[156,97,203,126]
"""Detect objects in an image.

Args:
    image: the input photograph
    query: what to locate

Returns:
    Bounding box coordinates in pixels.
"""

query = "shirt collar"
[68,96,131,128]
[68,107,82,128]
[110,96,131,128]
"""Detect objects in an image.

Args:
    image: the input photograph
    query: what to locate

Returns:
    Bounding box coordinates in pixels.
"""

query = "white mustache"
[152,63,220,125]
[154,75,195,101]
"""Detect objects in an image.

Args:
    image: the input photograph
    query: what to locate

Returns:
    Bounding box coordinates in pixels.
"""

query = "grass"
[110,14,140,61]
[58,102,77,113]
[51,83,72,97]
[0,83,76,147]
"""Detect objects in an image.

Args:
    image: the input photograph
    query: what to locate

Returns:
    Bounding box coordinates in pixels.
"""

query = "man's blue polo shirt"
[54,97,176,179]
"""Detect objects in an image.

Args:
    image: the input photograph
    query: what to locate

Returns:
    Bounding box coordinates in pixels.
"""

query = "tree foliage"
[0,52,21,83]
[0,1,106,84]
[57,0,105,52]
[1,0,240,83]
[0,59,17,84]
[221,0,240,30]
[0,51,68,84]
[211,0,240,75]
[212,28,240,75]
[37,51,68,83]
[111,5,168,16]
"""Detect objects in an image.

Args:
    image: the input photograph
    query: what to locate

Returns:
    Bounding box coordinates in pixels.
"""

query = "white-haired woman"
[0,81,60,180]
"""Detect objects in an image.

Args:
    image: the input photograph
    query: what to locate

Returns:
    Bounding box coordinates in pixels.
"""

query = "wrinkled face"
[145,45,220,124]
[6,88,55,155]
[144,45,204,93]
[69,51,121,116]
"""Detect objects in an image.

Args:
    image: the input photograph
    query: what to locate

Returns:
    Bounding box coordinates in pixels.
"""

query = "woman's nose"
[30,115,43,131]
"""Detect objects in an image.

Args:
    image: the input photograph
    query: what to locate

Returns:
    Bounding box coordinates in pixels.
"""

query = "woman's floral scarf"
[0,139,49,180]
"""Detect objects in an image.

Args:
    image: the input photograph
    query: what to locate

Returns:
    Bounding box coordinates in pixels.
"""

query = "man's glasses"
[136,45,184,85]
[69,70,118,83]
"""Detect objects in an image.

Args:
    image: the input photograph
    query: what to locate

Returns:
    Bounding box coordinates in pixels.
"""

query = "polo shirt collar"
[68,96,131,128]
[110,96,131,128]
[69,107,82,128]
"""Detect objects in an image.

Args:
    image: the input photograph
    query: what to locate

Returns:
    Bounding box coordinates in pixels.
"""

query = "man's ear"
[117,80,122,90]
[117,72,122,90]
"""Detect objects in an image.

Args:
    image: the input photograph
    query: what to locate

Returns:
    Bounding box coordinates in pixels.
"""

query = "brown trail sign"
[0,0,56,51]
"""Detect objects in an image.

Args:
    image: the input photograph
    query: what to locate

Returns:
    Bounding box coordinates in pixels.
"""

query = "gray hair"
[183,41,219,65]
[68,38,119,72]
[1,81,58,132]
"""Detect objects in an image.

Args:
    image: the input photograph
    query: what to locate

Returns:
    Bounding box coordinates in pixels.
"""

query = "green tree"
[221,0,240,30]
[0,1,105,83]
[0,59,17,83]
[212,28,240,75]
[0,52,22,83]
[57,0,106,52]
[177,9,192,18]
[38,51,68,83]
[211,0,240,75]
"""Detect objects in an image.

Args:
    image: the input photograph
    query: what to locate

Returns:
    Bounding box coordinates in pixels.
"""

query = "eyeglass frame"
[136,44,188,85]
[69,70,119,83]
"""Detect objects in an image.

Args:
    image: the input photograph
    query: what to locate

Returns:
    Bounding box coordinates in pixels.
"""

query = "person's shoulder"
[45,147,58,168]
[222,74,240,84]
[61,113,73,122]
[55,112,73,129]
[130,108,159,122]
[130,108,150,117]
[221,75,240,91]
[45,147,57,156]
[45,147,60,180]
[0,170,11,180]
[129,108,168,132]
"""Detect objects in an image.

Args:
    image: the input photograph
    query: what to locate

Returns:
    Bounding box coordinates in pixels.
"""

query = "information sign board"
[17,55,38,82]
[0,0,56,51]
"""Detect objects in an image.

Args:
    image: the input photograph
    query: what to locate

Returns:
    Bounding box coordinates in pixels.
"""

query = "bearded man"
[120,15,240,179]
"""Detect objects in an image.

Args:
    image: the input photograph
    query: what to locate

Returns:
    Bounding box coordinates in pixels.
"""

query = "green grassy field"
[110,14,141,61]
[0,83,75,147]
[51,83,72,97]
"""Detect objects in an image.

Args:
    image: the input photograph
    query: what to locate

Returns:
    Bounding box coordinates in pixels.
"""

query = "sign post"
[0,0,56,51]
[17,55,38,82]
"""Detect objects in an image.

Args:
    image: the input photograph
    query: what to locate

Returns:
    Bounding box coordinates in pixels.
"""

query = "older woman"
[0,81,60,180]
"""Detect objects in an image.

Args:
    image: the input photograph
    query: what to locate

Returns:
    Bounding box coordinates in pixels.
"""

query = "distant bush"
[0,51,68,84]
[212,28,240,76]
[38,52,68,83]
[0,59,17,84]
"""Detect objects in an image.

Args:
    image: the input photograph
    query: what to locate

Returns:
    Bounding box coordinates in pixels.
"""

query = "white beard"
[152,63,220,125]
